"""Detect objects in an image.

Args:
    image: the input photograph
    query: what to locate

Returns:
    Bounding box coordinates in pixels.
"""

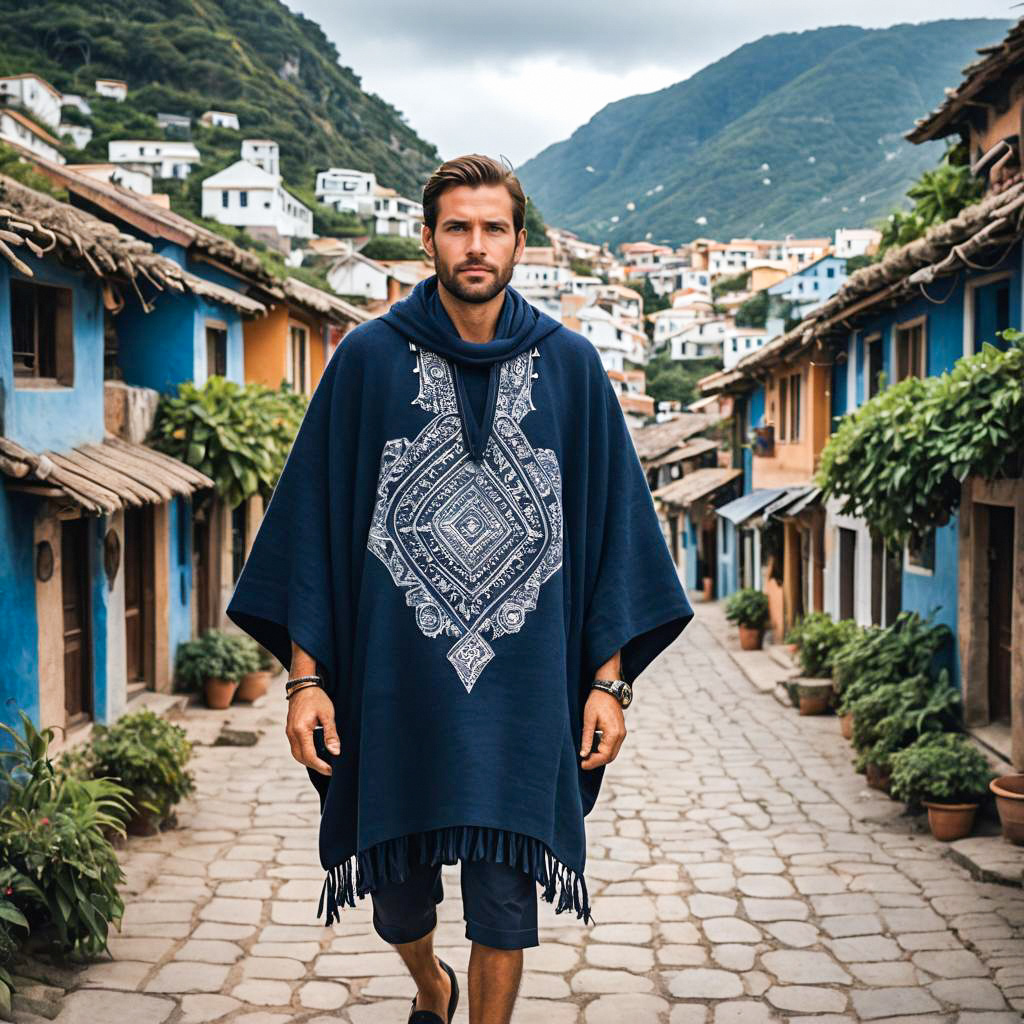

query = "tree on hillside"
[643,350,721,408]
[523,197,549,247]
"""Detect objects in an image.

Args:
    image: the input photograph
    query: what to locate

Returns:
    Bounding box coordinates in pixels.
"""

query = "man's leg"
[467,943,523,1024]
[371,860,452,1018]
[462,858,538,1024]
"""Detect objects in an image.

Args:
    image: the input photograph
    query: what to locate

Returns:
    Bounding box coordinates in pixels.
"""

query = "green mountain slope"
[0,0,440,204]
[517,19,1009,245]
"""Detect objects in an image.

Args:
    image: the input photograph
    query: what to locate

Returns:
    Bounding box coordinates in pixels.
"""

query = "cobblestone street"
[17,604,1024,1024]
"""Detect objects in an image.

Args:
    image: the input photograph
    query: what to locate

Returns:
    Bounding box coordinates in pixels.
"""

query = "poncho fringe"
[316,825,595,927]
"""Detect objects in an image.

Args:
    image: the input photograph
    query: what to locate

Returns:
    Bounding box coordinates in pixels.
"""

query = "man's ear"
[513,227,527,263]
[421,224,434,258]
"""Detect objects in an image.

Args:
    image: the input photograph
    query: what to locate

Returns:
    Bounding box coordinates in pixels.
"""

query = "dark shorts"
[370,857,539,950]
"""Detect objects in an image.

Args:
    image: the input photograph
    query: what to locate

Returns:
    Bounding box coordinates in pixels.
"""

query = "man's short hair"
[422,154,526,236]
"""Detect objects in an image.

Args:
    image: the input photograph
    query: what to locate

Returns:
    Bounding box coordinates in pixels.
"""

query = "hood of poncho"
[380,275,562,462]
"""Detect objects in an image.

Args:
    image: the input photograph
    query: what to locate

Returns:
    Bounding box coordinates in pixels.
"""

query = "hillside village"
[3,13,1024,1022]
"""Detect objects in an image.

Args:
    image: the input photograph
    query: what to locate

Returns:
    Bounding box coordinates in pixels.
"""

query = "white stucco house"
[575,304,647,372]
[201,110,240,130]
[373,186,423,237]
[58,124,93,149]
[0,109,65,163]
[723,326,769,369]
[95,79,128,102]
[200,159,313,240]
[669,319,729,361]
[315,167,376,216]
[67,162,153,196]
[240,139,279,177]
[0,74,62,128]
[108,139,200,179]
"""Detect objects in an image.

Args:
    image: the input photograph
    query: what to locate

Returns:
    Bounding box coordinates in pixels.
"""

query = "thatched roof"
[282,276,371,326]
[907,19,1024,144]
[629,413,719,461]
[652,467,742,509]
[0,434,214,517]
[0,174,266,315]
[27,153,282,294]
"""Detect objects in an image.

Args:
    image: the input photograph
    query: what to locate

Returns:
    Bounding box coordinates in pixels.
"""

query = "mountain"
[516,20,1010,246]
[0,0,440,208]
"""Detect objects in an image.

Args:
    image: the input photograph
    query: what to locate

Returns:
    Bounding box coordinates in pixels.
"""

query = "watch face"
[621,683,633,707]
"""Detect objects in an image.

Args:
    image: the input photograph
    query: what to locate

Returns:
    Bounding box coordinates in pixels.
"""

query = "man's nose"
[467,226,487,252]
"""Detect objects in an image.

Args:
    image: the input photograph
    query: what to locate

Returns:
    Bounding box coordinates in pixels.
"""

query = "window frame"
[893,315,927,383]
[205,320,228,380]
[287,321,310,395]
[11,277,74,387]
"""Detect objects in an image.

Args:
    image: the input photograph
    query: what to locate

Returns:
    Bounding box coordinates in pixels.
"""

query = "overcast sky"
[289,2,1016,166]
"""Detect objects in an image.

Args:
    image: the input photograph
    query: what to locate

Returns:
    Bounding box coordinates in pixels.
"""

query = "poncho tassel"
[317,825,595,928]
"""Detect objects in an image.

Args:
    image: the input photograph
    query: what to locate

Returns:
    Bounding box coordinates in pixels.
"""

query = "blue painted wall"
[89,515,112,724]
[167,496,194,678]
[0,494,40,736]
[683,510,699,592]
[0,257,106,451]
[744,385,765,495]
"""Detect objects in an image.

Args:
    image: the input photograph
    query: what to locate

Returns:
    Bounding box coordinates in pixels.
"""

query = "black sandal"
[407,956,459,1024]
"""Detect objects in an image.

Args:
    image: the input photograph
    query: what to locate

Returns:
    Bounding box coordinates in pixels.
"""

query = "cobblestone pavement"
[17,605,1024,1024]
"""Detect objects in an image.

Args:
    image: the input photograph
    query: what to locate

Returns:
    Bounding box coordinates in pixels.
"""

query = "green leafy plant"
[0,866,31,1016]
[850,669,961,773]
[174,629,257,690]
[724,588,770,630]
[150,377,308,508]
[73,711,194,827]
[0,712,131,959]
[819,332,1024,545]
[889,732,994,808]
[833,611,951,715]
[785,611,830,647]
[795,615,860,678]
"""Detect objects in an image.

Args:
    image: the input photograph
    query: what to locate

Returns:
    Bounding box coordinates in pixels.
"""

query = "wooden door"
[61,518,92,724]
[988,505,1014,724]
[838,527,857,621]
[123,506,154,684]
[193,515,211,633]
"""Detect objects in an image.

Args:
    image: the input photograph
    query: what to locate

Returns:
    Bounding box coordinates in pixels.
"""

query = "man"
[227,154,693,1024]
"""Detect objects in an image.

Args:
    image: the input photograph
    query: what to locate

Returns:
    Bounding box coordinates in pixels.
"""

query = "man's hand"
[285,686,339,776]
[579,689,626,771]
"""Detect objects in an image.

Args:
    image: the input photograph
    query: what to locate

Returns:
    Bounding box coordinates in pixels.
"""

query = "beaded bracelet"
[285,674,323,696]
[285,679,323,700]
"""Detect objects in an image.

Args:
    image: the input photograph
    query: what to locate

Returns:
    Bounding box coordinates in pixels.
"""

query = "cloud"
[288,1,1013,165]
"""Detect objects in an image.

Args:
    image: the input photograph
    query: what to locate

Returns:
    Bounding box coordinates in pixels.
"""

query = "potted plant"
[175,630,247,709]
[235,636,273,702]
[792,615,859,715]
[75,710,195,835]
[724,588,770,650]
[990,774,1024,845]
[890,732,994,841]
[702,575,714,601]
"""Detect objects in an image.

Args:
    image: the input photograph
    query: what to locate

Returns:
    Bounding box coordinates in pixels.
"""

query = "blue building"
[768,254,848,319]
[0,176,246,741]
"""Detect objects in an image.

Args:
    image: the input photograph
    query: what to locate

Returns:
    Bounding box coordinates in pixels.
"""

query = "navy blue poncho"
[226,276,693,927]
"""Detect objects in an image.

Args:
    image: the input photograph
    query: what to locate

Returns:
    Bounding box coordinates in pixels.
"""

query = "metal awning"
[761,485,815,522]
[779,486,822,519]
[0,433,214,515]
[715,488,787,526]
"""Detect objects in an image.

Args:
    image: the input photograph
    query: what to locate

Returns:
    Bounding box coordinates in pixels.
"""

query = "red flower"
[39,817,50,826]
[4,887,12,896]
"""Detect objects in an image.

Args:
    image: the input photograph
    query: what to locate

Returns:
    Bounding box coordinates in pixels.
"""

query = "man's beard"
[434,252,514,304]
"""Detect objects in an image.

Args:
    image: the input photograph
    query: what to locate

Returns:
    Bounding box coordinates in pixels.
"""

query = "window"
[777,371,801,441]
[288,324,308,393]
[827,266,835,278]
[205,324,227,378]
[894,318,926,382]
[972,277,1012,352]
[221,190,229,208]
[239,190,248,208]
[11,279,73,384]
[906,528,936,573]
[866,332,883,399]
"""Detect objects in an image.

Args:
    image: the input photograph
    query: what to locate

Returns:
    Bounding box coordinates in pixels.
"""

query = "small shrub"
[724,588,770,630]
[77,711,195,826]
[0,712,131,958]
[850,669,961,773]
[784,611,831,647]
[797,616,860,678]
[889,732,994,808]
[175,629,256,690]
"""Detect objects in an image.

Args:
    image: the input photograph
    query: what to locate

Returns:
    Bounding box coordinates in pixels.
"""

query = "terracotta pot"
[738,625,763,651]
[204,676,239,710]
[702,576,714,601]
[237,669,272,702]
[922,801,978,842]
[865,762,891,793]
[787,643,800,656]
[798,688,831,716]
[783,680,801,708]
[839,712,854,740]
[990,774,1024,845]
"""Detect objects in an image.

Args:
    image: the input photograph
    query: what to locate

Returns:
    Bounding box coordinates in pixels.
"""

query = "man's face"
[422,184,526,304]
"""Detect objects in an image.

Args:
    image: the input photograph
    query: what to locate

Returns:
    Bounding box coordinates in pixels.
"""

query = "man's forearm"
[596,648,622,681]
[291,641,317,677]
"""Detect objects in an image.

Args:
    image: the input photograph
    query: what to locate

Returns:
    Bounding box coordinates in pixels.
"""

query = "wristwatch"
[591,677,633,708]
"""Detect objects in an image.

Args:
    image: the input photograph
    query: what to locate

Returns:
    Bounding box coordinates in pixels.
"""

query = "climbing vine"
[818,331,1024,545]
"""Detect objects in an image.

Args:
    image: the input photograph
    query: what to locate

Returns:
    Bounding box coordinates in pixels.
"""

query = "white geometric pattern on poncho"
[367,343,563,692]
